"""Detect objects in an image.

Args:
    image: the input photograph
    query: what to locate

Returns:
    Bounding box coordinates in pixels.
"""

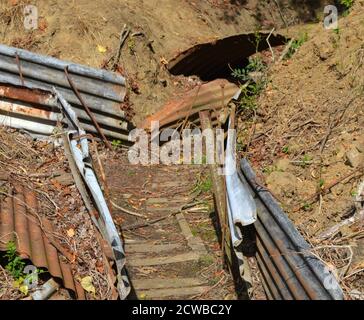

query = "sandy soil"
[0,0,334,124]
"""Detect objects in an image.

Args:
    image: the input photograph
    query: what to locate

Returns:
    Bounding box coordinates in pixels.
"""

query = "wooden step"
[132,278,205,290]
[137,286,209,299]
[128,251,201,267]
[146,206,182,213]
[125,243,181,253]
[146,197,190,205]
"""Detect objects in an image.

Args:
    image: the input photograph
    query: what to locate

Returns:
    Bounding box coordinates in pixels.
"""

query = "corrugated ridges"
[0,44,132,141]
[140,79,240,130]
[238,159,344,300]
[0,184,85,299]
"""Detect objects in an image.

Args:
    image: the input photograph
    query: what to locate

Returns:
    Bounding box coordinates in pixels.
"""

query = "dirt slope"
[0,0,334,124]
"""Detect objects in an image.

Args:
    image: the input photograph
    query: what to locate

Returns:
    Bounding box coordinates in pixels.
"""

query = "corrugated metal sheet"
[140,79,240,130]
[168,32,286,80]
[0,185,85,300]
[0,83,130,140]
[0,44,132,140]
[238,159,344,300]
[54,88,130,299]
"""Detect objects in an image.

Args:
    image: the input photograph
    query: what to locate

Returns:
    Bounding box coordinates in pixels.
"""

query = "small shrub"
[285,33,308,60]
[231,56,267,112]
[5,241,25,279]
[340,0,354,9]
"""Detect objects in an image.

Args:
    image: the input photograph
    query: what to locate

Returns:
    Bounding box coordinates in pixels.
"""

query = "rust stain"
[0,186,85,300]
[140,79,240,130]
[0,84,55,120]
[0,100,53,120]
[0,84,54,106]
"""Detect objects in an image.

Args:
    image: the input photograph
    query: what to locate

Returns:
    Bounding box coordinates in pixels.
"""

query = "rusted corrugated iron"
[140,79,240,130]
[0,83,130,140]
[0,44,133,140]
[168,32,286,80]
[0,185,85,300]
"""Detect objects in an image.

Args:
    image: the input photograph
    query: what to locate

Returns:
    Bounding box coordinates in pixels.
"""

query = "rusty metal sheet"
[0,83,130,140]
[0,43,133,140]
[0,186,85,300]
[141,79,240,130]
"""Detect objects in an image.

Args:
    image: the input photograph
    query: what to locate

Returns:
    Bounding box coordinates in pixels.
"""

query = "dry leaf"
[38,18,48,31]
[160,57,168,65]
[80,276,96,296]
[66,228,75,238]
[97,45,107,54]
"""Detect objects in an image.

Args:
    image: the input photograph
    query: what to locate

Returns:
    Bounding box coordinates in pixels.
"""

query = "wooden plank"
[199,110,231,263]
[146,206,181,212]
[128,251,201,267]
[133,278,205,290]
[175,213,207,253]
[125,243,181,253]
[146,197,189,205]
[124,239,150,244]
[137,286,210,299]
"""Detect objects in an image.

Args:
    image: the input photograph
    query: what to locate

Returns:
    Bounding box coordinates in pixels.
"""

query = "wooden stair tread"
[125,243,182,253]
[128,251,201,267]
[133,277,206,290]
[137,286,209,299]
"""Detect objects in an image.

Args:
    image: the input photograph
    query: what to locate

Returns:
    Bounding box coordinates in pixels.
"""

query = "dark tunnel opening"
[167,32,287,82]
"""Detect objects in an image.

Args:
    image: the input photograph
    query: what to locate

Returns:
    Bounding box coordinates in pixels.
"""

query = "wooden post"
[199,110,232,265]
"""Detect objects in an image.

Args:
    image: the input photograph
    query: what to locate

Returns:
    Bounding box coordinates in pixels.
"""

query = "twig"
[266,27,276,62]
[123,201,203,230]
[273,0,288,28]
[112,24,130,71]
[342,268,364,280]
[190,274,227,299]
[111,200,147,218]
[34,189,59,211]
[293,169,363,212]
[319,97,356,154]
[278,39,294,62]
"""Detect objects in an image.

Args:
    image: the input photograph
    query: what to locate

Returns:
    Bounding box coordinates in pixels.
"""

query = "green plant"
[128,38,136,55]
[282,146,290,154]
[340,0,354,9]
[231,56,267,111]
[262,165,276,174]
[112,139,122,147]
[4,241,45,295]
[285,33,308,60]
[254,30,263,52]
[5,241,25,279]
[303,203,312,211]
[319,179,325,189]
[231,56,265,82]
[198,254,214,267]
[300,154,313,168]
[127,169,136,176]
[192,175,212,194]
